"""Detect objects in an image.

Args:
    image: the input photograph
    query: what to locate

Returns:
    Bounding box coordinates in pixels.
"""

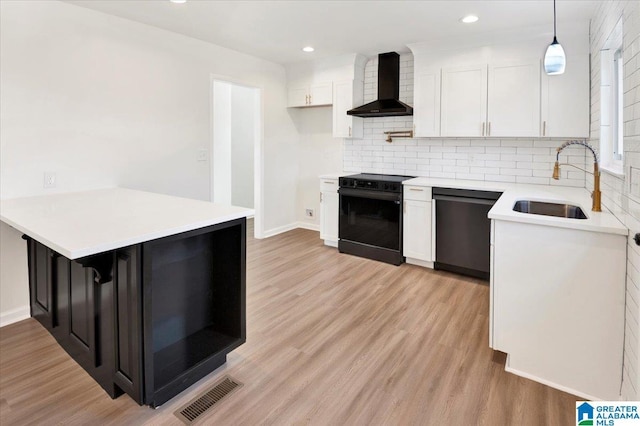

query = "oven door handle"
[339,188,401,202]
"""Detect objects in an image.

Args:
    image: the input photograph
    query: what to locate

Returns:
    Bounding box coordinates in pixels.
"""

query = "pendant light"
[544,0,566,75]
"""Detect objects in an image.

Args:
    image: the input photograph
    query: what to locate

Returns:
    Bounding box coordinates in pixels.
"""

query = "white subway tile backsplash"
[500,168,533,177]
[516,176,550,185]
[487,147,516,154]
[430,146,457,153]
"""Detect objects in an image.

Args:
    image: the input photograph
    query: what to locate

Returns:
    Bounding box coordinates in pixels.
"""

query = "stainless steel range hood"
[347,52,413,118]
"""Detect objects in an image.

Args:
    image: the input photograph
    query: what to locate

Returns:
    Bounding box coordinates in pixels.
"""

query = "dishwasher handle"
[432,194,497,206]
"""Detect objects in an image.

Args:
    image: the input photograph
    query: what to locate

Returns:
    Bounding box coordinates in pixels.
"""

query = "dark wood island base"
[24,217,246,408]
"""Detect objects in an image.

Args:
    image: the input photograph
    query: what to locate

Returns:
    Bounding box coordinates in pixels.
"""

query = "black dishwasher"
[432,187,502,280]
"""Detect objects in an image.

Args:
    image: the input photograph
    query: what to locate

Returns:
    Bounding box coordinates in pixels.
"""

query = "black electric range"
[338,173,415,265]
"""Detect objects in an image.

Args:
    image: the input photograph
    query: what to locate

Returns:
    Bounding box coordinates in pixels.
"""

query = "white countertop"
[0,188,254,259]
[319,172,349,180]
[404,177,627,236]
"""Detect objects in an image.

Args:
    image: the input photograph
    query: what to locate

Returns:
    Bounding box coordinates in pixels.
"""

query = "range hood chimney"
[347,52,413,118]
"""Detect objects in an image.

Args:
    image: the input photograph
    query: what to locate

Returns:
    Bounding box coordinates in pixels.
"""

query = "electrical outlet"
[305,209,314,218]
[197,150,208,162]
[43,172,56,188]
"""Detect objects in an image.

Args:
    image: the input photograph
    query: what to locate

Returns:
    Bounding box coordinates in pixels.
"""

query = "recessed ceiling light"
[170,0,187,4]
[302,46,315,53]
[460,15,479,24]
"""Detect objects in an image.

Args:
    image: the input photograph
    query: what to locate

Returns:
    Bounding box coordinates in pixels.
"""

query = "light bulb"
[460,15,479,24]
[544,39,566,75]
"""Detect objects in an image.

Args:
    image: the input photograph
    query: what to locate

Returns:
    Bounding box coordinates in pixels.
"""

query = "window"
[600,18,624,175]
[613,48,623,162]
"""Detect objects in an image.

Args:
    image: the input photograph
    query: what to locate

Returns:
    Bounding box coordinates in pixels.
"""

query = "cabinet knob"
[543,121,547,136]
[348,126,351,137]
[488,122,491,136]
[482,122,486,136]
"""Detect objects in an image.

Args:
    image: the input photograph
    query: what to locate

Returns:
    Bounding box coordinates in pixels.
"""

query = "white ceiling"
[65,0,599,65]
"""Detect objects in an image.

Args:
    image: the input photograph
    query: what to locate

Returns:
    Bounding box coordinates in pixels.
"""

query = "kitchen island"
[0,188,253,407]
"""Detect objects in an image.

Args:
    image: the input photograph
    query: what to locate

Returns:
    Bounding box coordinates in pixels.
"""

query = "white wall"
[231,85,256,209]
[212,81,233,205]
[292,107,343,229]
[286,54,365,228]
[0,0,299,322]
[588,0,640,400]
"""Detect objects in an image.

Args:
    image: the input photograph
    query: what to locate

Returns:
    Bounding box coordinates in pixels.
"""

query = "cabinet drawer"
[320,179,339,192]
[404,185,431,201]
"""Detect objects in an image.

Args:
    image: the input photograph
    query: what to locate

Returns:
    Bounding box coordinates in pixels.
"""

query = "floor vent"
[174,376,243,424]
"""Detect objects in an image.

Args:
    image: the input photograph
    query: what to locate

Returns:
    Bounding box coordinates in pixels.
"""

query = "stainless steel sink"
[512,200,588,219]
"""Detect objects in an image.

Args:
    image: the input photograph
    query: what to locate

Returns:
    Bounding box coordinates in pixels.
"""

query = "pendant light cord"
[553,0,557,37]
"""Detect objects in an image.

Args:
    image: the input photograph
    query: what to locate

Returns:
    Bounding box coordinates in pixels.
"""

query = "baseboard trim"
[296,222,320,232]
[504,354,609,401]
[262,223,320,238]
[406,258,434,269]
[0,305,30,328]
[262,223,299,238]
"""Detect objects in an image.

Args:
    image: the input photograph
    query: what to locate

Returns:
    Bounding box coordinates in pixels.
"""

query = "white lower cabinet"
[319,178,339,247]
[491,219,626,400]
[403,185,433,265]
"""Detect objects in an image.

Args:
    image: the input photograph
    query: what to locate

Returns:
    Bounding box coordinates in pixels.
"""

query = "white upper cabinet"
[541,54,590,138]
[413,70,441,137]
[332,80,363,138]
[287,86,310,107]
[288,82,333,107]
[441,61,540,138]
[488,60,541,137]
[441,64,488,137]
[409,22,590,139]
[310,82,333,106]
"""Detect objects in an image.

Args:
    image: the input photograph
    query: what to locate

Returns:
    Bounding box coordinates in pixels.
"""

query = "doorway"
[211,78,263,238]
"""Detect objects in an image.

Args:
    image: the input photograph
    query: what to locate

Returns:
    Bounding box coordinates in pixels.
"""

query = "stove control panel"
[339,178,402,193]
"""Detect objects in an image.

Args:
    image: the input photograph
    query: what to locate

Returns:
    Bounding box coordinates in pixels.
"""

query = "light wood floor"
[0,222,578,425]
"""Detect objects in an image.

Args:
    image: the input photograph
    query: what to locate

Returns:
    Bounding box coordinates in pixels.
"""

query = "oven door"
[338,188,402,251]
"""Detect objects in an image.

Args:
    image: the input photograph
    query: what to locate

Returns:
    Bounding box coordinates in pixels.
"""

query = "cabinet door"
[320,190,339,243]
[403,200,433,261]
[28,240,56,330]
[310,82,333,106]
[541,54,590,138]
[332,80,363,138]
[113,246,143,404]
[488,61,540,137]
[288,85,309,107]
[414,70,441,137]
[64,260,100,369]
[333,80,352,137]
[441,64,487,137]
